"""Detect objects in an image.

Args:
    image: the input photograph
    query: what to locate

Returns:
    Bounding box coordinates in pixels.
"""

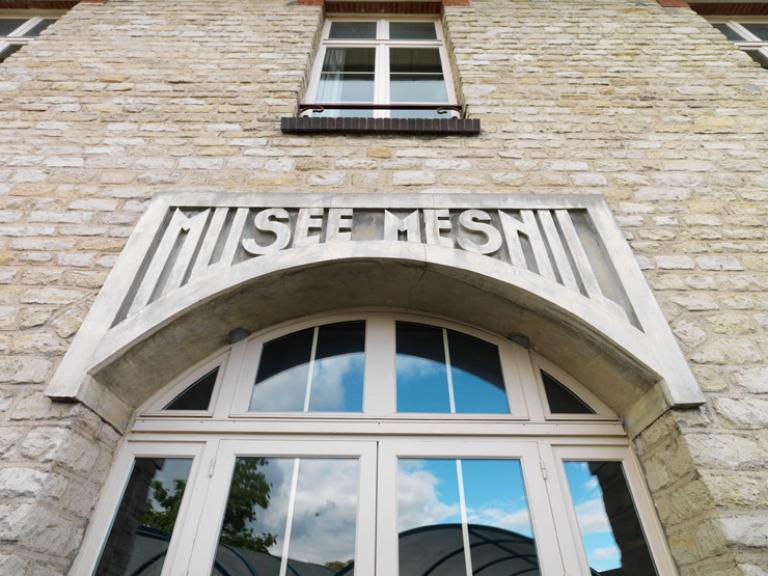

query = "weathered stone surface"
[0,358,51,384]
[19,428,99,474]
[715,398,768,429]
[0,467,66,499]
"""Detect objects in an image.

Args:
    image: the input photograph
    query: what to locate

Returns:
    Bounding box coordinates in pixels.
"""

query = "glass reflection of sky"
[398,459,465,576]
[398,460,461,532]
[250,323,365,413]
[398,459,538,575]
[216,457,359,574]
[449,331,508,414]
[250,329,312,412]
[396,324,451,413]
[564,461,622,573]
[310,353,364,412]
[289,459,358,569]
[396,323,510,414]
[309,322,365,412]
[462,460,534,539]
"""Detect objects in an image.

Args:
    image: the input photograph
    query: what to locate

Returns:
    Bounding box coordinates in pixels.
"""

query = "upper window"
[0,11,62,63]
[304,18,459,119]
[710,19,768,68]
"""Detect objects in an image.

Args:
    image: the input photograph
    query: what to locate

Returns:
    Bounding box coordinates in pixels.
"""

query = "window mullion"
[278,458,302,576]
[9,17,39,38]
[443,328,457,414]
[729,21,760,42]
[302,326,319,411]
[363,316,396,414]
[455,459,474,576]
[374,43,386,118]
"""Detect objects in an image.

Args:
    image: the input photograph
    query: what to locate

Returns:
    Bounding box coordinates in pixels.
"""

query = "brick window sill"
[280,116,481,135]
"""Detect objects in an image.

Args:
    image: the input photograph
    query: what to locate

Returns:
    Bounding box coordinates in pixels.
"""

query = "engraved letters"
[125,203,631,326]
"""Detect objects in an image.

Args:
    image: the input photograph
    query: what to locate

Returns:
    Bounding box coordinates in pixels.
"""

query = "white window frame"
[226,312,532,420]
[531,352,617,421]
[69,440,214,576]
[75,313,679,576]
[377,439,567,576]
[186,439,378,576]
[546,444,680,576]
[305,16,459,118]
[0,10,64,61]
[139,352,228,417]
[709,17,768,67]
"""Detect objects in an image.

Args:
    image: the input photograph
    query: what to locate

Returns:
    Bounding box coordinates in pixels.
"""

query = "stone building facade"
[0,0,767,575]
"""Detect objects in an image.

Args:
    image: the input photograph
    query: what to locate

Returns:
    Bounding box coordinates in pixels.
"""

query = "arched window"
[72,313,677,576]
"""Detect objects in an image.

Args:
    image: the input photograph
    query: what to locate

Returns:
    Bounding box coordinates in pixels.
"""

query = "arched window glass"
[74,314,677,576]
[395,322,509,414]
[541,370,595,415]
[249,321,366,413]
[164,368,218,411]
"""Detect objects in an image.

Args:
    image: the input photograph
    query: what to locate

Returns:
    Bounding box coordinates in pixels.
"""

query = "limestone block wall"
[0,0,766,574]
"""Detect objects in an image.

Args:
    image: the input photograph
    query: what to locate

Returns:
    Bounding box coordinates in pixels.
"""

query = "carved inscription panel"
[118,204,637,328]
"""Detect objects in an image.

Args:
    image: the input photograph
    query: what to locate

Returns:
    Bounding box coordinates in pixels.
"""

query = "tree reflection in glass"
[94,457,192,576]
[211,457,359,576]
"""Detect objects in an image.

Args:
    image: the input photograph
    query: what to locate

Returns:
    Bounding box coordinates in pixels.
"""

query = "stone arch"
[45,192,703,435]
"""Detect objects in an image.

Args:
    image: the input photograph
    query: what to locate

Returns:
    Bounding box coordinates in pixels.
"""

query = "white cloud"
[288,459,359,564]
[397,462,460,532]
[574,497,613,534]
[466,504,533,536]
[592,545,620,561]
[396,355,447,379]
[310,355,361,410]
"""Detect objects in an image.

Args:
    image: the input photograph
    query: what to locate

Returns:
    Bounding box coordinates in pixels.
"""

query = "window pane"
[23,19,56,37]
[390,48,448,104]
[744,49,768,69]
[463,460,541,574]
[397,459,466,576]
[317,48,375,104]
[0,19,24,36]
[95,458,193,576]
[309,321,365,412]
[564,461,658,575]
[0,44,22,63]
[396,322,450,413]
[164,368,218,411]
[542,371,595,415]
[448,331,509,414]
[391,47,443,73]
[329,21,377,39]
[398,459,540,575]
[323,47,375,73]
[249,328,313,412]
[390,22,437,40]
[742,23,768,40]
[713,23,744,41]
[288,459,358,572]
[317,73,375,102]
[212,457,292,576]
[390,76,448,103]
[211,457,359,576]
